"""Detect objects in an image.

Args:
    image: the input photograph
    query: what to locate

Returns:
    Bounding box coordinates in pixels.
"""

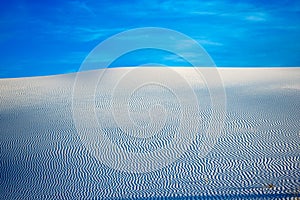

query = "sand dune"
[1,67,299,199]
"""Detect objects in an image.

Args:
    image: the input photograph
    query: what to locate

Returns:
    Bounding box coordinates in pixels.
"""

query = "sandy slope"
[1,67,299,199]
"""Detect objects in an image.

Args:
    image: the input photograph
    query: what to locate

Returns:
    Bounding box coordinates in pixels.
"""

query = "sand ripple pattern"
[1,68,299,199]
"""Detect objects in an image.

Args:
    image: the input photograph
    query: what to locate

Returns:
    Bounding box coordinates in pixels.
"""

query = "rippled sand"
[1,67,299,199]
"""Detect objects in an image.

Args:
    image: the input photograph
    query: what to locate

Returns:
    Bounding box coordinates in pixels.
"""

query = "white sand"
[1,67,299,199]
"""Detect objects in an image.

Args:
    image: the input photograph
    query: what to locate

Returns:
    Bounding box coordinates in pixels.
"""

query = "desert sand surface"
[1,67,299,199]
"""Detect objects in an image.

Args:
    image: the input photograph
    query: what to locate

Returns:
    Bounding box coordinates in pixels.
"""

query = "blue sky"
[0,0,299,78]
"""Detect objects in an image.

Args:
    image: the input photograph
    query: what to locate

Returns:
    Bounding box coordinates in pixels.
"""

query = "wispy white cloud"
[164,52,198,62]
[43,24,126,42]
[72,27,125,42]
[189,11,218,16]
[67,0,95,16]
[197,39,223,46]
[107,0,271,23]
[245,15,266,22]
